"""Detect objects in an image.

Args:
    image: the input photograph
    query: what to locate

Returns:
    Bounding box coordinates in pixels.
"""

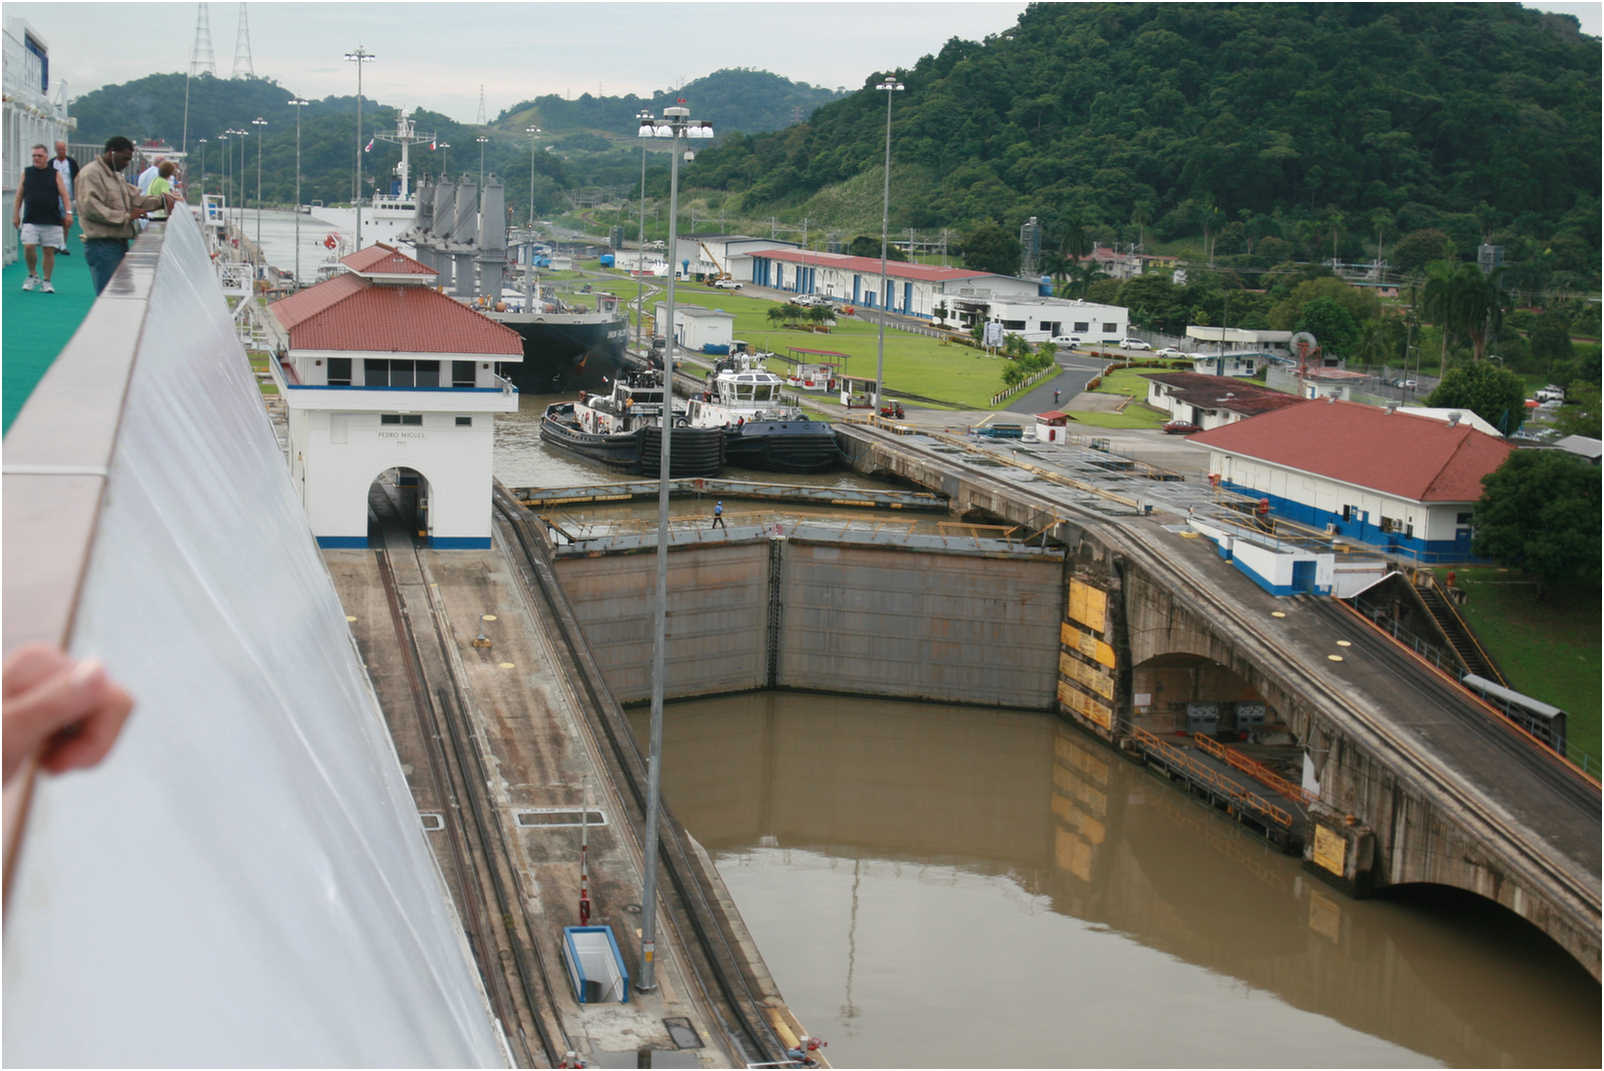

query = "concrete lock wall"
[553,537,1063,708]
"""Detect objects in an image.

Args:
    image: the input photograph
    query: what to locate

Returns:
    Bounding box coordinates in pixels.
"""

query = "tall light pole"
[476,134,489,193]
[437,141,450,178]
[874,74,904,412]
[217,133,228,231]
[634,102,712,995]
[230,128,247,233]
[196,138,207,201]
[636,109,652,354]
[252,116,267,252]
[524,125,541,228]
[345,45,375,248]
[290,99,309,287]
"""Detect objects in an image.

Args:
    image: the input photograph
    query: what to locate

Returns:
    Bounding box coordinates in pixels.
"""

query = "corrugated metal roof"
[268,276,523,356]
[1147,373,1308,417]
[1190,399,1513,502]
[744,247,1001,284]
[340,243,437,277]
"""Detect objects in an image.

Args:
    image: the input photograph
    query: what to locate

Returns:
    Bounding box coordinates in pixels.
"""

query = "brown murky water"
[631,694,1601,1069]
[501,400,1599,1067]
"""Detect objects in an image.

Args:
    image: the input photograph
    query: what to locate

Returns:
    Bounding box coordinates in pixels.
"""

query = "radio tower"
[190,4,217,76]
[475,84,488,126]
[231,3,255,79]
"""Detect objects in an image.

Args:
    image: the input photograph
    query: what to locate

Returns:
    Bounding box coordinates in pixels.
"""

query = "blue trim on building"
[283,384,509,392]
[430,536,492,549]
[1220,480,1481,564]
[317,536,369,548]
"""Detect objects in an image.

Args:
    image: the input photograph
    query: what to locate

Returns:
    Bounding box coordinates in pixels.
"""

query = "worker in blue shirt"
[711,500,725,530]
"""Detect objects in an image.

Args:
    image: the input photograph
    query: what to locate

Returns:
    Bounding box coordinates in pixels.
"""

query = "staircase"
[1415,581,1504,684]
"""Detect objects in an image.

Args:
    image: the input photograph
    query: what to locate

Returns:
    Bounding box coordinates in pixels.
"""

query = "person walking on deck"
[711,500,726,530]
[77,137,173,296]
[12,144,72,293]
[50,141,79,254]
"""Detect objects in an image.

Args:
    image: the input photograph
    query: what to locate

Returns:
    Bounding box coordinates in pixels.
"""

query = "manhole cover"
[419,812,445,831]
[662,1017,702,1050]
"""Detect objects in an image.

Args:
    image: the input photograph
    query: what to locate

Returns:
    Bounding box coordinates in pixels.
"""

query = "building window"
[1456,512,1473,524]
[1103,322,1117,333]
[327,357,351,386]
[1074,321,1090,333]
[1002,319,1027,330]
[452,360,477,388]
[455,416,472,426]
[380,414,423,426]
[366,359,388,386]
[416,361,439,388]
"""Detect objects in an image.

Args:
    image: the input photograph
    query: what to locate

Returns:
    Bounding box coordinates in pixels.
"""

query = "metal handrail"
[1193,733,1315,806]
[1129,726,1294,828]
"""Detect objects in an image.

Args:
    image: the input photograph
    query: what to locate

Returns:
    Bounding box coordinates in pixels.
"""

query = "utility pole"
[344,45,376,249]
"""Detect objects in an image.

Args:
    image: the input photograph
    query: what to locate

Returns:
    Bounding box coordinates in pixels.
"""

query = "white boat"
[684,350,842,473]
[309,109,433,254]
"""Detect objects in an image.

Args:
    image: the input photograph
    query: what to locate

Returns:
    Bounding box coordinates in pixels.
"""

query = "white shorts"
[20,222,64,247]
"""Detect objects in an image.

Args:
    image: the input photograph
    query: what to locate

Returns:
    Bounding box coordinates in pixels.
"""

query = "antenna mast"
[231,3,254,79]
[475,84,488,127]
[190,4,217,76]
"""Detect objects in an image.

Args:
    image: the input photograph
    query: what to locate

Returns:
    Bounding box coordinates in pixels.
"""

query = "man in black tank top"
[10,144,72,293]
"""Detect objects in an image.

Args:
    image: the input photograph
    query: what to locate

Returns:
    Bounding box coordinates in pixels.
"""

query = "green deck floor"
[3,230,98,434]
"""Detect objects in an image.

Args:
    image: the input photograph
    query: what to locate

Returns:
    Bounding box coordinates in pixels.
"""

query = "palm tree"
[1071,260,1108,299]
[1423,262,1503,365]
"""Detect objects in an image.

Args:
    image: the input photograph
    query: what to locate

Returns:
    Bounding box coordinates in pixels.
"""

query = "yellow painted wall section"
[1068,578,1107,632]
[1313,823,1348,876]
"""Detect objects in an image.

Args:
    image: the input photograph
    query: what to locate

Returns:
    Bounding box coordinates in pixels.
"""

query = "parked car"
[1162,420,1201,435]
[1119,338,1152,350]
[1536,385,1565,404]
[1156,347,1185,358]
[712,278,742,289]
[1050,335,1083,348]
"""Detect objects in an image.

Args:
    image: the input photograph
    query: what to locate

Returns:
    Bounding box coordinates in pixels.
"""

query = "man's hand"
[3,645,135,783]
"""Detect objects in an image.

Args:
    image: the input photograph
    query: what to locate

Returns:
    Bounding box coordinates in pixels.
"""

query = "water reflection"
[632,693,1600,1068]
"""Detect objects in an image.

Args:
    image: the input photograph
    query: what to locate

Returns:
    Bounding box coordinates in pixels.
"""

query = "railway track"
[491,484,791,1067]
[847,422,1601,926]
[369,507,569,1067]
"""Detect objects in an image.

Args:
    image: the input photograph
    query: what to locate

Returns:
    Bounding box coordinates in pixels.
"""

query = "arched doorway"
[367,466,431,546]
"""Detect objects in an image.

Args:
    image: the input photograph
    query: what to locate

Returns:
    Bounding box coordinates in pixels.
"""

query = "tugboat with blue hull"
[540,369,724,477]
[687,352,844,473]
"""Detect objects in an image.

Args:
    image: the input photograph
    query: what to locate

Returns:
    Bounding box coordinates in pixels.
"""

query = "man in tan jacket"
[77,136,174,295]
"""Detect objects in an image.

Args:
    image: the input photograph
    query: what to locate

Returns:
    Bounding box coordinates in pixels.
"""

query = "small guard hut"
[1035,410,1072,443]
[266,243,524,548]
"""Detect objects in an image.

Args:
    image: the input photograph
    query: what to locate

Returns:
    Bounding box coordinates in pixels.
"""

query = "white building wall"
[289,409,496,543]
[1210,451,1462,540]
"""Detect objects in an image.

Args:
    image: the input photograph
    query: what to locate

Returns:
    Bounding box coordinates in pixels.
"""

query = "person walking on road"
[12,144,72,293]
[1053,388,1061,405]
[77,136,173,295]
[711,500,726,530]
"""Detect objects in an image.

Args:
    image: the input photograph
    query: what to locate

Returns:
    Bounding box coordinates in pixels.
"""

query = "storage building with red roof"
[741,247,1042,319]
[1188,398,1514,562]
[266,244,524,549]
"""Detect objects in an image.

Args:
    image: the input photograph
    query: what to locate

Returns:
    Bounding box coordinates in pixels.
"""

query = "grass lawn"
[1434,565,1601,768]
[1066,366,1171,429]
[612,278,1017,408]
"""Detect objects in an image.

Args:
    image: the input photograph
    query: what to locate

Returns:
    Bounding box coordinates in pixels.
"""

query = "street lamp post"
[634,103,712,995]
[476,134,489,192]
[636,110,652,355]
[196,138,206,201]
[217,133,228,232]
[345,45,376,248]
[230,128,247,234]
[524,125,541,228]
[252,116,267,252]
[874,74,904,412]
[290,99,309,288]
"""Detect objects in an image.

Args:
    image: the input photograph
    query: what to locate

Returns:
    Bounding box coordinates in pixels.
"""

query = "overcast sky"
[10,1,1600,125]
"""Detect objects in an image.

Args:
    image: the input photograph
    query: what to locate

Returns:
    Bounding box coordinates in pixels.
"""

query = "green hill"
[684,2,1601,289]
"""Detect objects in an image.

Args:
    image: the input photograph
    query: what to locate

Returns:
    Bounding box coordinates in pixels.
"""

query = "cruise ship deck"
[2,230,94,432]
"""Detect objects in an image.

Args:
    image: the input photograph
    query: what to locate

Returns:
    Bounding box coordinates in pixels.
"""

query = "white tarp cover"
[3,210,508,1067]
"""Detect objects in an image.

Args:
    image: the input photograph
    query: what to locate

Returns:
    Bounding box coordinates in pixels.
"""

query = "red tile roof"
[744,247,1001,284]
[1190,399,1513,502]
[269,274,523,356]
[1147,373,1307,417]
[340,242,437,277]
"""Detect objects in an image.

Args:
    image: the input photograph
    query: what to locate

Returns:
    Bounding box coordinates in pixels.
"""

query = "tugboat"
[685,350,843,472]
[540,369,724,477]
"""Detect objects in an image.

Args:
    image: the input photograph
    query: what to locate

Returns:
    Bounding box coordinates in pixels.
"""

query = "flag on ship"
[364,137,374,152]
[430,138,437,150]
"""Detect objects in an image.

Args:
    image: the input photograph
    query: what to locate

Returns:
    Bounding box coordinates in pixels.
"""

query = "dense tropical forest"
[65,66,840,212]
[686,2,1600,293]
